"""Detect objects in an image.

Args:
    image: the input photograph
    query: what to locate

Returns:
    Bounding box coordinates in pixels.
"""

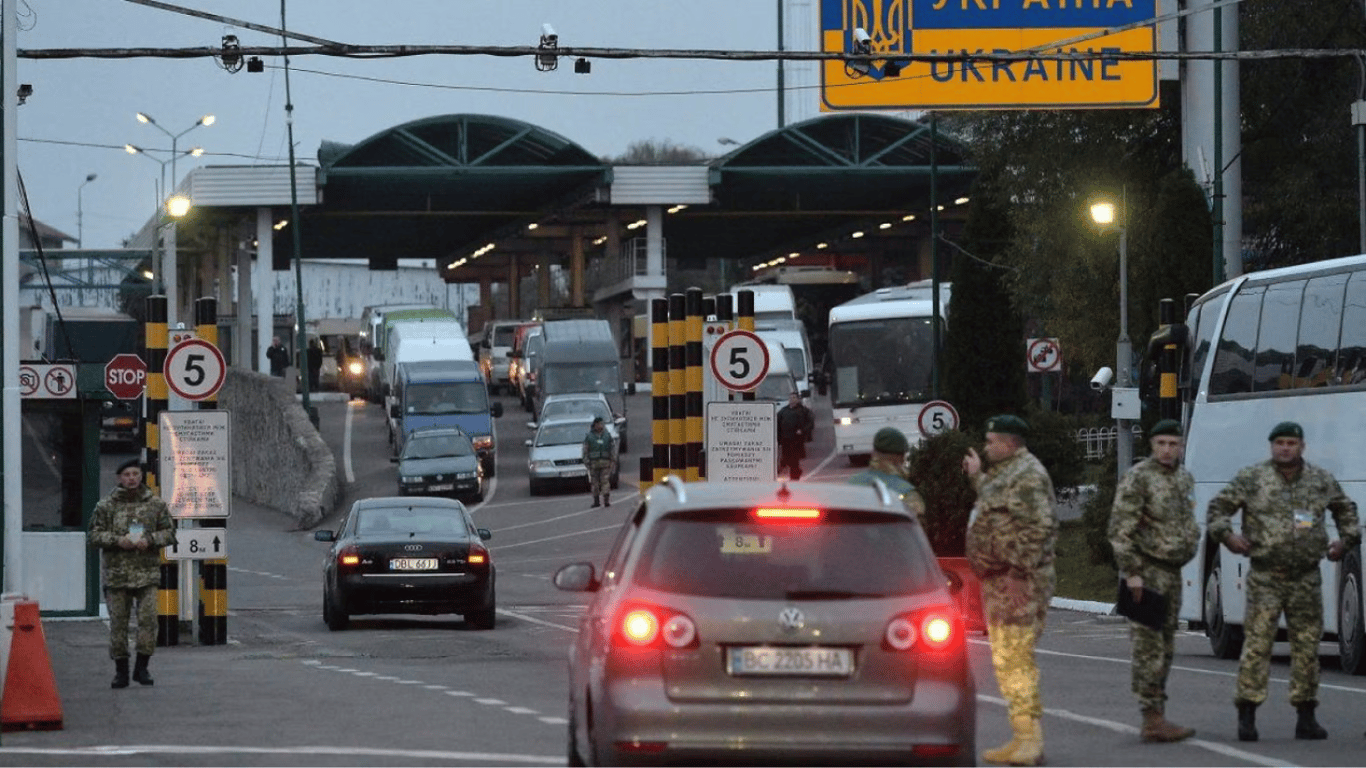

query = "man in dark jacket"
[265,336,289,377]
[775,392,814,480]
[87,458,176,688]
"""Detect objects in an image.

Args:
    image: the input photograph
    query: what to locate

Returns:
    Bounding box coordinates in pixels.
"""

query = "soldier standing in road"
[775,391,814,480]
[582,416,617,508]
[846,426,924,518]
[87,458,176,689]
[1207,421,1359,742]
[1108,419,1201,743]
[962,415,1057,767]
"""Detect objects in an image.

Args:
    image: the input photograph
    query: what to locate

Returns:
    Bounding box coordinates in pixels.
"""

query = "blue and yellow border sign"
[820,0,1159,110]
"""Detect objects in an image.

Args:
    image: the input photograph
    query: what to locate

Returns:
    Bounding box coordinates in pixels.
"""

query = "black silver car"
[391,426,485,502]
[554,478,975,766]
[314,496,496,631]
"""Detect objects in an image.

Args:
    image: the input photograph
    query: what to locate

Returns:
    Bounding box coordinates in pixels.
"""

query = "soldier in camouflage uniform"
[846,427,925,518]
[581,417,617,508]
[87,458,176,689]
[1207,421,1359,742]
[1108,419,1201,743]
[963,415,1057,766]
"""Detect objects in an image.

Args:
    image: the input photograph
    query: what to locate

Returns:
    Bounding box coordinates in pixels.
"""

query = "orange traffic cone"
[1,601,63,731]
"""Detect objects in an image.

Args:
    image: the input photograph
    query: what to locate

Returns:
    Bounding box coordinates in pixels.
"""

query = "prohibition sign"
[709,329,770,392]
[165,338,227,400]
[1027,338,1062,373]
[918,400,960,436]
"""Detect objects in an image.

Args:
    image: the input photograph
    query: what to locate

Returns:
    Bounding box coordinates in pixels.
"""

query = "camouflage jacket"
[582,430,616,465]
[1208,460,1360,573]
[88,484,176,589]
[1109,458,1200,573]
[847,456,924,518]
[965,449,1057,580]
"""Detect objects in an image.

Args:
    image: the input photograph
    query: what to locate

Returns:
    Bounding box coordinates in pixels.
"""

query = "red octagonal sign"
[104,353,147,400]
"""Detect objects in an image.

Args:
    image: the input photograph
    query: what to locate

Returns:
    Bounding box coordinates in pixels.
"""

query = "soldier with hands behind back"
[1207,421,1359,742]
[87,458,176,688]
[1108,419,1201,742]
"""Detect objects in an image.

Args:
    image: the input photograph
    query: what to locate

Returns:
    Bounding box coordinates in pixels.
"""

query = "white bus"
[1175,254,1366,672]
[825,280,950,463]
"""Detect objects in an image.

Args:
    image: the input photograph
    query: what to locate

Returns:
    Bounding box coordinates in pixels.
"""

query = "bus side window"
[1296,274,1347,388]
[1254,280,1303,392]
[1209,287,1263,396]
[1339,272,1366,386]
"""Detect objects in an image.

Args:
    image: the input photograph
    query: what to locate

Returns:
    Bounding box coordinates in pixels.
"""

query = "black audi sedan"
[314,496,496,631]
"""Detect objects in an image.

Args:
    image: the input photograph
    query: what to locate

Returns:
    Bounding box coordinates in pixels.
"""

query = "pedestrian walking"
[962,414,1057,766]
[266,335,289,377]
[1207,421,1359,742]
[846,426,924,518]
[1108,419,1201,742]
[775,391,814,480]
[86,458,176,689]
[582,416,617,508]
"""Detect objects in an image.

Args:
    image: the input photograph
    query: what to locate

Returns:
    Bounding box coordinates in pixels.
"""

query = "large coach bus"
[1175,254,1366,672]
[825,280,950,464]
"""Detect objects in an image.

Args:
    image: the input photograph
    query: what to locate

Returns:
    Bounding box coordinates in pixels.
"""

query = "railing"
[1075,425,1143,461]
[585,237,666,293]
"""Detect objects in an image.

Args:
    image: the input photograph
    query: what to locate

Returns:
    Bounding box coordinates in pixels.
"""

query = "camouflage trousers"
[587,460,614,498]
[1128,564,1184,711]
[987,621,1045,719]
[106,583,158,659]
[1237,567,1322,706]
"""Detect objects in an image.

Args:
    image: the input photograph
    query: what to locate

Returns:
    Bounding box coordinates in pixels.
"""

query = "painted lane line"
[0,745,562,764]
[343,399,355,483]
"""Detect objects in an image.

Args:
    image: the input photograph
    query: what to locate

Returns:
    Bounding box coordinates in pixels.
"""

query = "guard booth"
[18,363,126,617]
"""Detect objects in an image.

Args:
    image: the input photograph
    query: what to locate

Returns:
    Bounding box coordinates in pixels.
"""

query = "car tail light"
[613,603,698,649]
[467,542,490,567]
[337,545,361,569]
[753,507,821,521]
[884,607,959,652]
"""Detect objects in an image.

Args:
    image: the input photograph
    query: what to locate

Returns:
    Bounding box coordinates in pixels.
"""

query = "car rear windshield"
[632,509,942,599]
[356,506,471,538]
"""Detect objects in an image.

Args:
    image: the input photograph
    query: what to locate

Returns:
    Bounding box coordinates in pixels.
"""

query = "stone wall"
[218,369,338,528]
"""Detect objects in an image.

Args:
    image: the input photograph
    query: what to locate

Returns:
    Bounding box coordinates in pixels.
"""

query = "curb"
[1050,597,1116,615]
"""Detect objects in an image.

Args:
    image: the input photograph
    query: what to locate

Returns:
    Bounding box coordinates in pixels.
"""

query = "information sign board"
[706,401,777,483]
[158,410,232,518]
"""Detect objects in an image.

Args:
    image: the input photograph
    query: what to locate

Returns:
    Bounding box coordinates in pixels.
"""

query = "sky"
[15,0,821,251]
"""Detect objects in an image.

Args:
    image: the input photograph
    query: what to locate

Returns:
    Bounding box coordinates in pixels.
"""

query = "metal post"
[1115,212,1133,481]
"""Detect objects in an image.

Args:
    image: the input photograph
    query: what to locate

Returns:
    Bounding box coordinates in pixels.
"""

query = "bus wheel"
[1338,550,1366,675]
[1205,566,1243,659]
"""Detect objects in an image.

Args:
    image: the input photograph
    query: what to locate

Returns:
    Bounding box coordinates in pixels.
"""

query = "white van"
[756,328,812,398]
[477,320,524,395]
[381,319,472,401]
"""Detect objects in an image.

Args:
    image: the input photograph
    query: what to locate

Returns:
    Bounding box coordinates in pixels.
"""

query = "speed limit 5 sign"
[165,338,227,401]
[709,330,770,392]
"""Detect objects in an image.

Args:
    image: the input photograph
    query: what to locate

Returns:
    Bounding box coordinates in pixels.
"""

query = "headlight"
[472,435,493,451]
[530,460,554,471]
[346,360,365,375]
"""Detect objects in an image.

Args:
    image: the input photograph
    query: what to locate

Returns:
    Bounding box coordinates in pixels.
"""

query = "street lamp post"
[1091,191,1134,482]
[130,113,211,324]
[76,172,96,248]
[136,112,213,199]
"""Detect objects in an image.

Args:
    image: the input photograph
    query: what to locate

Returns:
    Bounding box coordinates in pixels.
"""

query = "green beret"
[1150,419,1182,438]
[1268,421,1304,441]
[985,414,1029,437]
[116,458,143,475]
[873,427,909,455]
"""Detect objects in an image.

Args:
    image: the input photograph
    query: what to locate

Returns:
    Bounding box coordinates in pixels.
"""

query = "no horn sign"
[1027,338,1062,373]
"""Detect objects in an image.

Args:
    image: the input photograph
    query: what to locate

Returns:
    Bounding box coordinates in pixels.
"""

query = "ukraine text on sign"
[819,0,1159,110]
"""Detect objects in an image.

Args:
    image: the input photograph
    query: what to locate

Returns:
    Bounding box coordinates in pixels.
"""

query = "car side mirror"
[525,439,533,447]
[477,528,492,541]
[313,531,335,542]
[553,562,599,592]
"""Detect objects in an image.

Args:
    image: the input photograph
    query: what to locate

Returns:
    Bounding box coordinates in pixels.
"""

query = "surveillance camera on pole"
[845,28,873,78]
[536,24,559,71]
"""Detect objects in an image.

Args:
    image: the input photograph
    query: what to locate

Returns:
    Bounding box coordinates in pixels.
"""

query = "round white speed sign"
[709,330,770,392]
[165,338,227,401]
[918,400,960,436]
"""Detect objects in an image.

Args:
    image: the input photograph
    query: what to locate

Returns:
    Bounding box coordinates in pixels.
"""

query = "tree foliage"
[607,139,709,165]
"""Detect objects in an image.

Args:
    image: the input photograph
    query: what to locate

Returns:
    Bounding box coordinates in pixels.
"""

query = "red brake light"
[613,603,698,649]
[885,607,959,652]
[337,545,361,568]
[467,543,490,567]
[753,507,821,520]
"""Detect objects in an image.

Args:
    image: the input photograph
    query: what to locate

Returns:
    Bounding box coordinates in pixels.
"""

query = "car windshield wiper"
[784,589,886,600]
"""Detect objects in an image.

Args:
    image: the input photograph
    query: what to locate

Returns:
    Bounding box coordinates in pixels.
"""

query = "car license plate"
[391,558,437,571]
[428,483,454,491]
[728,647,853,677]
[561,468,586,477]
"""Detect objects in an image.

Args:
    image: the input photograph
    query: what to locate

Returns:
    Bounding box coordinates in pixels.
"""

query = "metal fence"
[1075,425,1144,461]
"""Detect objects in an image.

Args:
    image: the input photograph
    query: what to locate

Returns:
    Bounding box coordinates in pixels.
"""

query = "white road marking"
[342,399,356,483]
[0,745,561,764]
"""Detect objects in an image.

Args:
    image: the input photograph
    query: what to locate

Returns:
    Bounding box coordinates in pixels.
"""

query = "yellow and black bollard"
[195,297,228,645]
[145,295,178,647]
[651,298,670,487]
[668,293,687,475]
[684,288,703,482]
[736,289,756,402]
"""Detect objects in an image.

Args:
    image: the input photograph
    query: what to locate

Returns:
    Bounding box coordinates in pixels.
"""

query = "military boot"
[1141,708,1195,743]
[603,494,610,506]
[132,653,154,686]
[1005,716,1045,766]
[981,715,1026,765]
[590,496,600,508]
[1236,700,1258,742]
[1295,702,1327,739]
[111,658,129,689]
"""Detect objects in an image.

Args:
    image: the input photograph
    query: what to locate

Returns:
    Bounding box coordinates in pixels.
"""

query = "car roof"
[352,496,467,512]
[640,479,915,524]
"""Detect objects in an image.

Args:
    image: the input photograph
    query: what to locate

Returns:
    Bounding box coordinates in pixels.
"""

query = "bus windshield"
[827,317,935,409]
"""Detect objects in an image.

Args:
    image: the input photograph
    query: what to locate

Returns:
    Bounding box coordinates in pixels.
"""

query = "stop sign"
[105,353,147,400]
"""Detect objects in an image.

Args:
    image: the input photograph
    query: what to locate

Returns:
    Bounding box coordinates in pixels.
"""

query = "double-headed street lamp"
[1090,190,1138,482]
[135,112,213,197]
[76,172,96,248]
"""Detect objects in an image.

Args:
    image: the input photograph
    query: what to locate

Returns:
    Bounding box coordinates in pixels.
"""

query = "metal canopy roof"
[274,114,608,266]
[264,112,974,278]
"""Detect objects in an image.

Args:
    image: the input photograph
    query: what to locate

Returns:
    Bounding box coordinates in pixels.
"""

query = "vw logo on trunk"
[778,607,805,633]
